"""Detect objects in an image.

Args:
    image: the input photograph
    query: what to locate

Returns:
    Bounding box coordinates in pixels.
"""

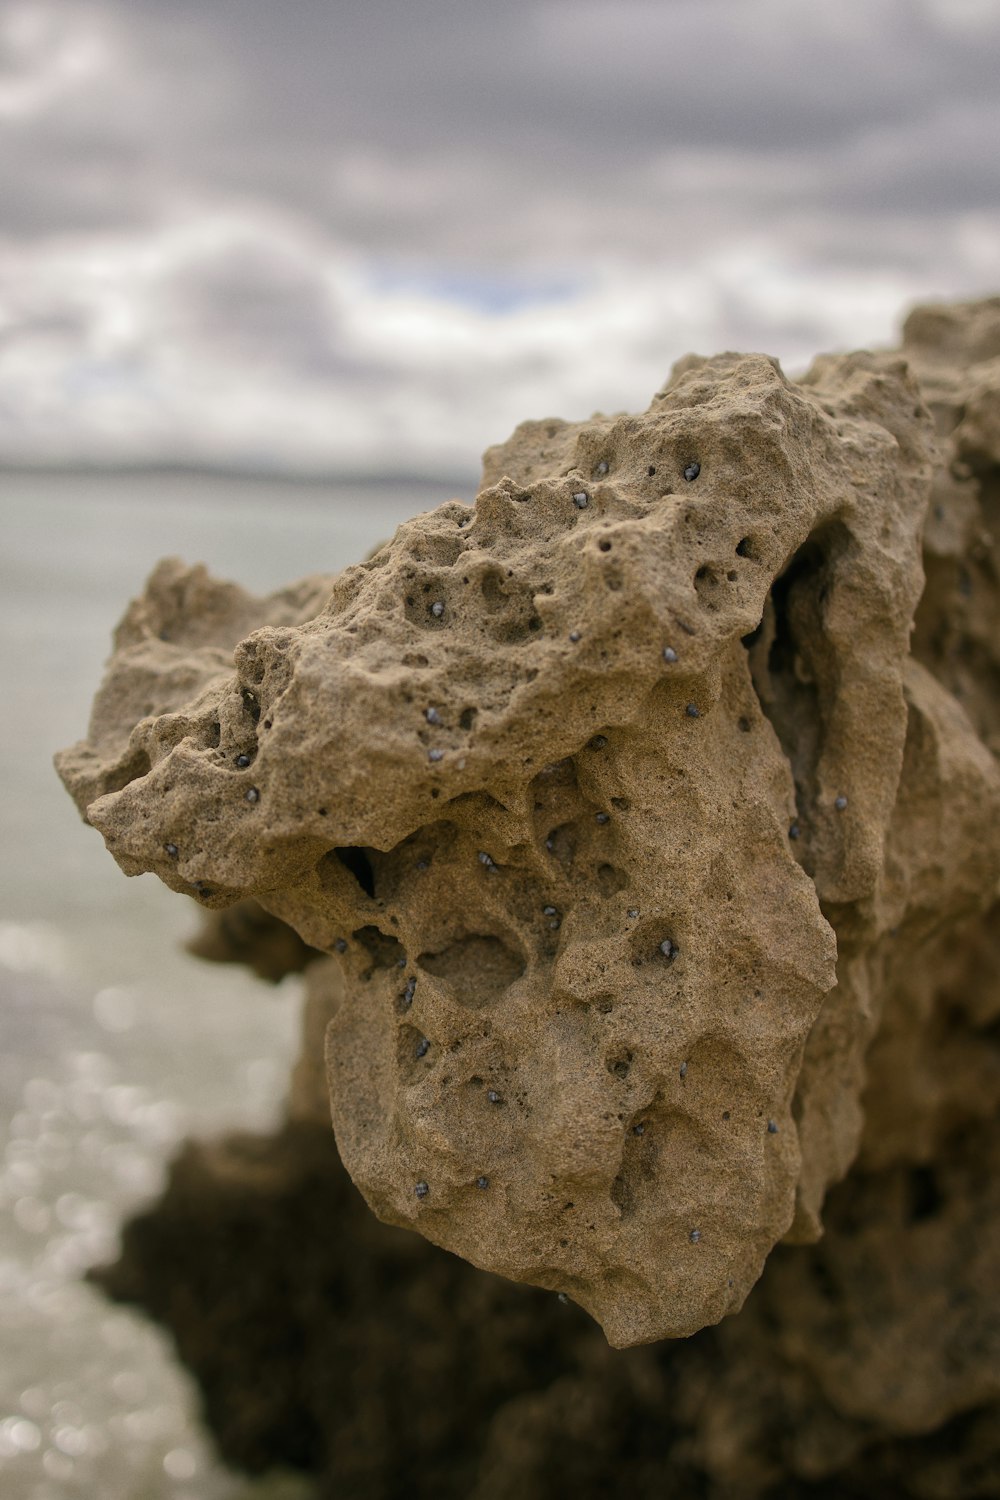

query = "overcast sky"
[1,0,998,476]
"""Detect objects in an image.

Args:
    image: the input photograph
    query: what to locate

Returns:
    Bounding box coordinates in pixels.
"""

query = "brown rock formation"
[94,920,1000,1498]
[59,297,999,1369]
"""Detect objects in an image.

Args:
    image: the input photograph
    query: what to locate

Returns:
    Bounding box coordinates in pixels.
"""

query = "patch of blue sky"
[62,358,153,398]
[366,261,583,316]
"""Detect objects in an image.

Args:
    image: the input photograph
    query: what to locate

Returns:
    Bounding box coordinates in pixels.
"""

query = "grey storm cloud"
[118,0,998,148]
[5,0,1000,245]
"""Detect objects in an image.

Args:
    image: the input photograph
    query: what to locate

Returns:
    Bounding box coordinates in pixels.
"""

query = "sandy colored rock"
[94,1056,1000,1499]
[56,556,337,820]
[58,299,1000,1352]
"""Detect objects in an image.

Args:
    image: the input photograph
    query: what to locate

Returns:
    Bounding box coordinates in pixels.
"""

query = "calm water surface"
[0,471,471,1499]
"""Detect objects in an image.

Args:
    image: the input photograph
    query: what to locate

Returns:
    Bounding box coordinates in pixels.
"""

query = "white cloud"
[920,0,1000,34]
[0,0,998,474]
[0,3,112,121]
[2,194,997,475]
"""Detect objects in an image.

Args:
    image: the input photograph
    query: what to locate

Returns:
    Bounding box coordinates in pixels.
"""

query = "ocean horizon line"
[0,459,481,494]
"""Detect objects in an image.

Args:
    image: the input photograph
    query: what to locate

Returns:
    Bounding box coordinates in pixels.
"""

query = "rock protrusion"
[58,300,1000,1350]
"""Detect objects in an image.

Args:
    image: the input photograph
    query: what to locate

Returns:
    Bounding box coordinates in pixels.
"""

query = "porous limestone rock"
[95,1007,1000,1500]
[57,302,1000,1349]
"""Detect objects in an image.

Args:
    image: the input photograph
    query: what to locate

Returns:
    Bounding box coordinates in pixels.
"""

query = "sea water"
[0,470,471,1499]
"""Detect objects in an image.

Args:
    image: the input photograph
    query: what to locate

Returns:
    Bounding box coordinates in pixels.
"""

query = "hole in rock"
[397,1024,433,1079]
[403,583,451,629]
[596,864,628,897]
[480,569,506,611]
[102,748,152,795]
[545,823,577,866]
[335,846,376,898]
[320,846,377,899]
[629,919,682,970]
[744,520,852,820]
[492,615,540,645]
[241,690,261,725]
[352,926,404,971]
[612,1105,708,1220]
[694,563,725,609]
[418,934,525,1008]
[907,1164,945,1223]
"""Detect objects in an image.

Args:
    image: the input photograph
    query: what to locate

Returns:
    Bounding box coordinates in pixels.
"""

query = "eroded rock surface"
[58,299,1000,1353]
[94,912,1000,1498]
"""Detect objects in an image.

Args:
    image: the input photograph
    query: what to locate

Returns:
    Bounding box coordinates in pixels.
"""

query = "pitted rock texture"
[58,299,1000,1349]
[93,911,1000,1498]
